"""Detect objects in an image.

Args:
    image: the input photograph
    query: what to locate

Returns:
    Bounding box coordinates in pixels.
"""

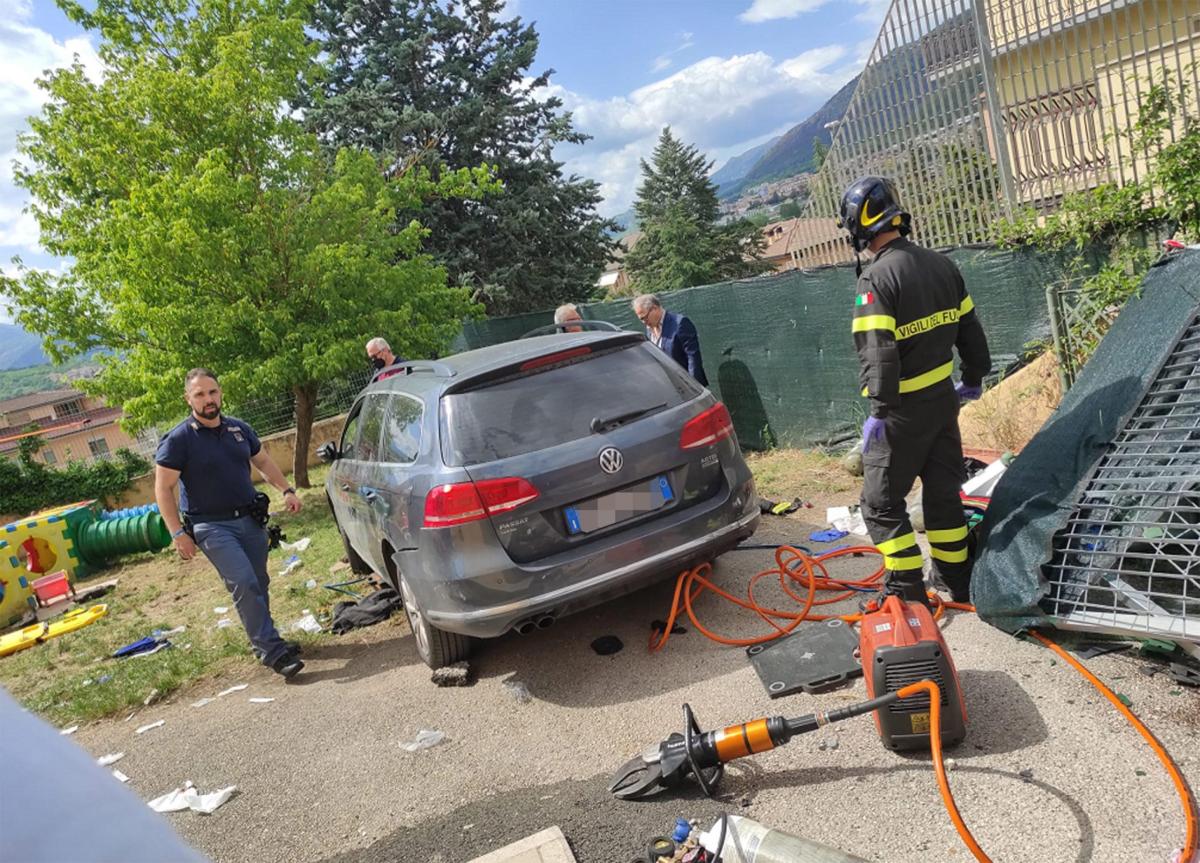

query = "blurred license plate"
[564,476,674,535]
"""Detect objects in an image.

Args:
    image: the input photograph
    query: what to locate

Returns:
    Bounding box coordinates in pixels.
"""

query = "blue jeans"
[194,516,288,667]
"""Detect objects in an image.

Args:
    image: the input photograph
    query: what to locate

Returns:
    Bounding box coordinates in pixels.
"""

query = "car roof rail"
[520,320,627,339]
[370,361,457,384]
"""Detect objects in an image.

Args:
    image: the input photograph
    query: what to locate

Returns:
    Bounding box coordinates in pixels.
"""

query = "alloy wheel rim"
[400,578,429,659]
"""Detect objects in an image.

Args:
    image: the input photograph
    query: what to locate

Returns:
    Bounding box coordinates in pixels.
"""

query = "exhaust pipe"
[535,614,555,630]
[514,619,537,636]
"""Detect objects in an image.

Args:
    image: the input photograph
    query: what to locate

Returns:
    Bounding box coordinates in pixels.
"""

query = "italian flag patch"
[855,291,874,306]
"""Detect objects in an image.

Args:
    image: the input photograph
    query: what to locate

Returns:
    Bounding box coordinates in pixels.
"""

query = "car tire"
[327,499,373,575]
[399,574,471,668]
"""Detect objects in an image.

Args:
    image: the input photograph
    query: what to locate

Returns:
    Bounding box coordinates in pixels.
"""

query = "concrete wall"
[107,413,348,510]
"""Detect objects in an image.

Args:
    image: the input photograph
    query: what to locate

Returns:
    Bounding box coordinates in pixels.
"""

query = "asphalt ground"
[71,517,1200,863]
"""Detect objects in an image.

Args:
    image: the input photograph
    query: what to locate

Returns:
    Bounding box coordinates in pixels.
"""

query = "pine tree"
[625,129,764,294]
[305,0,615,315]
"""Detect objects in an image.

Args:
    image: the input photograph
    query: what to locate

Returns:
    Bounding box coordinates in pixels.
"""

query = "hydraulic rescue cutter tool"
[609,596,967,800]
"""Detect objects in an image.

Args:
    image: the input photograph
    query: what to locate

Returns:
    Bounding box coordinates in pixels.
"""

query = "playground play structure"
[0,501,169,630]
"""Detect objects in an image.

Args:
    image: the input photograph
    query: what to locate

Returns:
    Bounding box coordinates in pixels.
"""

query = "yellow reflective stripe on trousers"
[852,315,897,335]
[959,295,974,316]
[927,525,968,544]
[884,553,925,571]
[930,545,969,563]
[876,532,917,555]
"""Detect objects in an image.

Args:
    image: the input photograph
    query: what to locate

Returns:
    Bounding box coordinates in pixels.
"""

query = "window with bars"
[1044,310,1200,642]
[88,438,111,458]
[1003,81,1109,200]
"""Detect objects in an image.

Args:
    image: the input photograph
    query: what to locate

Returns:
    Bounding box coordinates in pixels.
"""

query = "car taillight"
[679,403,735,450]
[423,477,539,528]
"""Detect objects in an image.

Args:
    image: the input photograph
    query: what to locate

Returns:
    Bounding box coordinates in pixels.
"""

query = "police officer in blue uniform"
[154,368,305,678]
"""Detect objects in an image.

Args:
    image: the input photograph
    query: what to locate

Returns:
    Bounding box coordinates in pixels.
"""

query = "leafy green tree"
[811,137,829,171]
[779,199,804,219]
[3,0,496,487]
[305,0,614,315]
[625,128,764,294]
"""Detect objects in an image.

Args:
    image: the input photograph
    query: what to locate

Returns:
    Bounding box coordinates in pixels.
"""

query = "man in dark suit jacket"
[632,294,708,386]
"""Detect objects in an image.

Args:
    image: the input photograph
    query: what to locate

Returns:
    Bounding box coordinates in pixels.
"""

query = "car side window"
[340,401,363,460]
[357,394,388,463]
[383,394,423,463]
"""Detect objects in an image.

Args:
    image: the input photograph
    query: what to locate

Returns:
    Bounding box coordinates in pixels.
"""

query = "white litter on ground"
[112,769,130,783]
[826,505,868,535]
[60,724,79,736]
[280,537,311,553]
[191,698,214,708]
[132,642,171,658]
[278,557,303,576]
[97,752,125,767]
[213,607,229,614]
[147,780,237,815]
[305,579,318,589]
[401,729,446,752]
[215,618,233,629]
[248,697,275,704]
[289,611,321,634]
[217,684,248,697]
[503,680,533,704]
[135,719,165,735]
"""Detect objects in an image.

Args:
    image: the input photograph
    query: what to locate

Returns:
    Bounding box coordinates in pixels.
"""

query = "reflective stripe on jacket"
[852,237,991,418]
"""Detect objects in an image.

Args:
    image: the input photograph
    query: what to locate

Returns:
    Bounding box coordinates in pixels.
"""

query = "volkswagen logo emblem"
[598,447,624,474]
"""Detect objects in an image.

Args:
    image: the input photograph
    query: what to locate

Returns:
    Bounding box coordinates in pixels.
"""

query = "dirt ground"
[64,514,1200,863]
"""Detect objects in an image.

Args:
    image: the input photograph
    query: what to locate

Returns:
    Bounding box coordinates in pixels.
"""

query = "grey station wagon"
[322,328,759,667]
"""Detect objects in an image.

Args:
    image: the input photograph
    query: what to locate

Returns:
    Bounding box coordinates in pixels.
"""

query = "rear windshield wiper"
[590,402,668,434]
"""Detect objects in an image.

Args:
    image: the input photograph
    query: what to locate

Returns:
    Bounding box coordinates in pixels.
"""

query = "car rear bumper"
[419,507,759,638]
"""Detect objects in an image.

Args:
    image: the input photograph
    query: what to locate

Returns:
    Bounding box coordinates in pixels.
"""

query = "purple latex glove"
[862,416,886,454]
[955,380,983,402]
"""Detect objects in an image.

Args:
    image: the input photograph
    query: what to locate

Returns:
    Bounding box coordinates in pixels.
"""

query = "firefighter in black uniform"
[838,177,992,606]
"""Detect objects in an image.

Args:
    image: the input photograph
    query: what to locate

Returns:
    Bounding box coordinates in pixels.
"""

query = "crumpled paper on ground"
[290,611,321,633]
[148,780,237,815]
[826,505,868,536]
[280,537,311,553]
[401,729,446,752]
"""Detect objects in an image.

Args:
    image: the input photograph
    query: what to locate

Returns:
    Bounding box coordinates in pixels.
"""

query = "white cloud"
[650,31,695,75]
[550,45,858,215]
[740,0,830,24]
[0,4,101,264]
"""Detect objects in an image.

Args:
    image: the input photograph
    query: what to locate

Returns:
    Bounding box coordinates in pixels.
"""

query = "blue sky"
[0,0,887,321]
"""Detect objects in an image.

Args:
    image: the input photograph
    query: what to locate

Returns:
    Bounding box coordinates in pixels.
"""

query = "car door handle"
[340,483,352,492]
[361,487,381,502]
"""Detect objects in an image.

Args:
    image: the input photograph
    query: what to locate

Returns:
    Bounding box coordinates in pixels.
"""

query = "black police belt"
[186,492,272,527]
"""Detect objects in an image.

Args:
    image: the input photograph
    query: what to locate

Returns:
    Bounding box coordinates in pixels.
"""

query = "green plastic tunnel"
[75,512,172,566]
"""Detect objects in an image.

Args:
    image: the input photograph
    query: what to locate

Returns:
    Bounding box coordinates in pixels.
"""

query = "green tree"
[305,0,614,315]
[3,0,497,487]
[811,137,829,171]
[625,128,764,294]
[779,199,804,219]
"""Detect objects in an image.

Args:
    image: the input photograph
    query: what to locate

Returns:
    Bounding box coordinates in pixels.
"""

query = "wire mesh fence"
[1043,309,1200,643]
[1044,280,1122,389]
[791,0,1200,266]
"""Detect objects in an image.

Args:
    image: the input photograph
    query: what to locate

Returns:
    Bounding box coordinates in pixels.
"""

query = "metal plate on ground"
[746,619,862,698]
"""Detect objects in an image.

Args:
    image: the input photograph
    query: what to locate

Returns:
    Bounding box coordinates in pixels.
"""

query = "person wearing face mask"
[366,337,408,381]
[838,176,991,608]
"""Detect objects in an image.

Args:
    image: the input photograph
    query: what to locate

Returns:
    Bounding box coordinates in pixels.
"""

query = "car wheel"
[398,574,471,668]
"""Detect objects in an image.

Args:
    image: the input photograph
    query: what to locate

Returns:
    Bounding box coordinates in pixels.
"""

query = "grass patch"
[0,464,361,726]
[746,448,856,504]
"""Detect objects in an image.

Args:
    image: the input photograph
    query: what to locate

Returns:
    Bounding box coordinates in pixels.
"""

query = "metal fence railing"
[1045,282,1121,389]
[789,0,1200,267]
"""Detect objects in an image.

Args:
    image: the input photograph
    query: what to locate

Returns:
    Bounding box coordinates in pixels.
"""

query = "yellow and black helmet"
[837,176,911,252]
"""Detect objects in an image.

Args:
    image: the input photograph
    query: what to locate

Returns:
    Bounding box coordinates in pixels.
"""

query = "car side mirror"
[317,441,340,464]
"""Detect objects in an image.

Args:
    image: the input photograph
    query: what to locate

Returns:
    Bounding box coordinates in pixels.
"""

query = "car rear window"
[440,344,702,466]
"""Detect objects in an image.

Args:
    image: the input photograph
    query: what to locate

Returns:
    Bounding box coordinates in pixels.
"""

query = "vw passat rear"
[324,331,759,667]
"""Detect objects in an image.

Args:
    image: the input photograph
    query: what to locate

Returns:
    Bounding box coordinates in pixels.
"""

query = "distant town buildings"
[0,388,147,465]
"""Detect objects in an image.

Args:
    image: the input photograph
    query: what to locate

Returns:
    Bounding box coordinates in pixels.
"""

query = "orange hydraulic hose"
[898,680,991,863]
[1030,630,1200,863]
[650,546,1199,862]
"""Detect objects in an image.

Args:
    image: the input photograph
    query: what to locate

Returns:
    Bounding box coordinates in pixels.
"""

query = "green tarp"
[454,247,1075,449]
[971,250,1200,633]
